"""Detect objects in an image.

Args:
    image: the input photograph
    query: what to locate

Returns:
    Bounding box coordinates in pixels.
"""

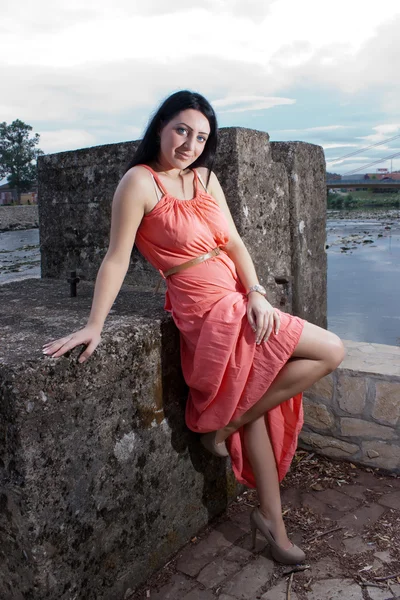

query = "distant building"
[0,184,18,205]
[364,172,400,181]
[380,173,400,181]
[0,183,37,205]
[20,191,38,205]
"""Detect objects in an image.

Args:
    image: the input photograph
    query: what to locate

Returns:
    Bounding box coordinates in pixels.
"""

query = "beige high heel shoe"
[200,432,229,457]
[250,507,305,565]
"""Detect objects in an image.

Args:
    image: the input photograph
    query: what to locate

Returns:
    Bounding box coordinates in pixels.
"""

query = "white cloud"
[1,0,399,162]
[357,124,400,143]
[2,0,399,72]
[323,143,359,150]
[278,125,351,134]
[39,129,97,153]
[213,95,296,112]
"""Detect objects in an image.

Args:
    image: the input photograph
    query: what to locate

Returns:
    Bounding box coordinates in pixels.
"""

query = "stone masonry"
[2,129,328,599]
[37,128,327,327]
[300,340,400,472]
[0,279,242,600]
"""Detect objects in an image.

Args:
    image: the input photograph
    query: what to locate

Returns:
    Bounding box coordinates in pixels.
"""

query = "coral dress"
[135,164,306,487]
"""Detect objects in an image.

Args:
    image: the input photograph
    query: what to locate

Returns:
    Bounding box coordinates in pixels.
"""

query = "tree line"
[0,120,43,203]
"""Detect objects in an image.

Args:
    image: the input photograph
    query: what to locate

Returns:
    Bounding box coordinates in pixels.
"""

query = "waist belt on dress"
[154,247,221,293]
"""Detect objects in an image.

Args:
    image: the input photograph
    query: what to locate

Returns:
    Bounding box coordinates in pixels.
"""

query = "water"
[0,228,41,284]
[1,210,399,345]
[327,208,400,346]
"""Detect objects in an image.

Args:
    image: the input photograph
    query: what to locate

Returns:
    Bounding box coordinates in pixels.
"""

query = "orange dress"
[135,164,305,487]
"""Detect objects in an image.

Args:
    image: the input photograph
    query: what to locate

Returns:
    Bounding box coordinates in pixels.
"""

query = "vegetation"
[327,189,400,209]
[326,171,342,180]
[0,119,43,203]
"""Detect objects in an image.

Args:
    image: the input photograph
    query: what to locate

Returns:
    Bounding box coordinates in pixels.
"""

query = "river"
[0,228,41,284]
[1,208,399,346]
[326,207,400,346]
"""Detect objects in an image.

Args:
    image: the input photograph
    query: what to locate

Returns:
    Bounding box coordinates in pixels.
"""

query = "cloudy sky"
[2,0,400,175]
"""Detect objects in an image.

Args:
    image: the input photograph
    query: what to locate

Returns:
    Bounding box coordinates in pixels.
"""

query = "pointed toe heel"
[250,507,305,565]
[200,431,229,457]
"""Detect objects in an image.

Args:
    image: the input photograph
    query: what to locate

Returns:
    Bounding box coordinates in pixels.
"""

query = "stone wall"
[300,340,400,472]
[0,129,329,598]
[270,142,327,328]
[0,205,39,232]
[0,279,242,600]
[37,129,327,326]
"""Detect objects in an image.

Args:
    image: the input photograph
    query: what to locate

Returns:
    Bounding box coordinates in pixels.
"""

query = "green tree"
[0,119,43,204]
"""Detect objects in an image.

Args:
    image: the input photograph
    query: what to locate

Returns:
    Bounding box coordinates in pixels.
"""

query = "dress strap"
[191,168,199,196]
[151,174,163,202]
[195,170,208,193]
[138,164,168,196]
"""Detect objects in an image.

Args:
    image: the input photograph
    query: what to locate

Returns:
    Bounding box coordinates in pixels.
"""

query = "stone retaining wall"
[37,129,327,327]
[0,279,243,600]
[300,340,400,472]
[0,205,39,231]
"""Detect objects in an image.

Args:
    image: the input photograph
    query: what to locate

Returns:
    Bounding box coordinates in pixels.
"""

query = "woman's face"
[158,109,211,169]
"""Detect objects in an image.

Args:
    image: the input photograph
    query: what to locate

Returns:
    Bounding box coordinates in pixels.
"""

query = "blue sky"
[1,0,400,175]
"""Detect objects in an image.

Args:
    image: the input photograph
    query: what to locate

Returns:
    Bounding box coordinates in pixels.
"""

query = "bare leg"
[216,322,345,443]
[243,416,292,549]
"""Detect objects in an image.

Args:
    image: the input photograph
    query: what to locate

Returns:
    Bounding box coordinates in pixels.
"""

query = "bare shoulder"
[115,165,155,210]
[119,164,154,194]
[195,166,220,192]
[196,166,210,179]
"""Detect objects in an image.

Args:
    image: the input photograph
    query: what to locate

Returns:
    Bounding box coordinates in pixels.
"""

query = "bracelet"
[247,284,267,297]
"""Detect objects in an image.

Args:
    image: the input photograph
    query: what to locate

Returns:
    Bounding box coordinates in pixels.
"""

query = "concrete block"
[299,431,359,458]
[38,129,327,324]
[270,140,327,327]
[221,555,274,599]
[0,279,241,600]
[361,441,400,471]
[340,418,396,440]
[337,373,366,414]
[307,578,363,599]
[261,580,299,599]
[303,398,335,429]
[306,374,333,403]
[373,381,400,425]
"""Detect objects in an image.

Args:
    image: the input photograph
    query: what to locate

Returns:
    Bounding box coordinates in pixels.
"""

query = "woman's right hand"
[42,325,102,364]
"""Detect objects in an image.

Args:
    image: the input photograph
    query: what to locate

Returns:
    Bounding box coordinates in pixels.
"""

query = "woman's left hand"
[246,292,280,344]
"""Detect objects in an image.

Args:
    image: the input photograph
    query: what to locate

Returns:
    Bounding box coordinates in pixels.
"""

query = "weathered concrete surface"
[270,141,327,327]
[301,340,400,473]
[0,279,242,600]
[214,128,292,310]
[0,205,39,231]
[37,140,142,285]
[37,128,327,321]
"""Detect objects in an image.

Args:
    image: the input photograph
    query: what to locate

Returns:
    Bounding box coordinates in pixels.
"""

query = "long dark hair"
[125,90,218,187]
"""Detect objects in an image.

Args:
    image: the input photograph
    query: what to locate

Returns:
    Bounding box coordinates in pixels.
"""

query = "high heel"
[250,507,305,565]
[200,431,229,457]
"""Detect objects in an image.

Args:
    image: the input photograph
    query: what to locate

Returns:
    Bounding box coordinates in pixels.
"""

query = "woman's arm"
[208,170,280,343]
[86,168,147,330]
[42,167,150,360]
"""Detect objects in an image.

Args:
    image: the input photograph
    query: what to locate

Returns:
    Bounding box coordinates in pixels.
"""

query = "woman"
[42,90,345,565]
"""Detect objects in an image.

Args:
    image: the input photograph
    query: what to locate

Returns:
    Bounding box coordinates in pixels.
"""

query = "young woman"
[42,90,345,565]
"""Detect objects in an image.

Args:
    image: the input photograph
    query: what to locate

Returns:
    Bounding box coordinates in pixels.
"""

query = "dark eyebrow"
[176,122,209,136]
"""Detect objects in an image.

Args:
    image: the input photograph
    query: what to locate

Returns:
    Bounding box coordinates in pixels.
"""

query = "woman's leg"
[243,416,292,549]
[216,322,345,443]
